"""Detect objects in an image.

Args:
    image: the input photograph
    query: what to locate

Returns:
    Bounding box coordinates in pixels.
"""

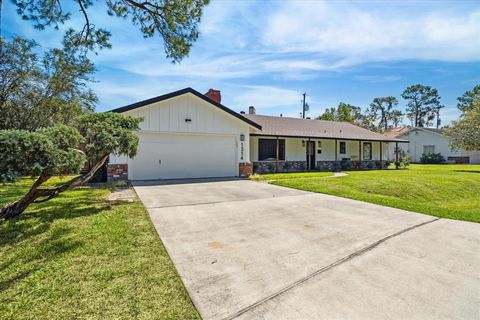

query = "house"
[385,127,480,164]
[107,88,406,181]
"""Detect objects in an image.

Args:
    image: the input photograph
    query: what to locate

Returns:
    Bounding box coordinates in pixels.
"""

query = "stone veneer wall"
[317,160,388,171]
[253,161,306,174]
[252,160,388,174]
[239,162,253,177]
[107,164,128,183]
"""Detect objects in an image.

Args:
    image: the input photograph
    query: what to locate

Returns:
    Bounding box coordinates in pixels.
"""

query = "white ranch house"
[107,88,406,181]
[385,127,480,164]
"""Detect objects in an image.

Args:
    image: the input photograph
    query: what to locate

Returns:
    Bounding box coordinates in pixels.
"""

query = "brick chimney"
[205,89,221,104]
[248,106,256,115]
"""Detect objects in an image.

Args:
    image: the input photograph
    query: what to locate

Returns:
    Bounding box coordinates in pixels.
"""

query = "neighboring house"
[385,127,480,164]
[107,88,406,181]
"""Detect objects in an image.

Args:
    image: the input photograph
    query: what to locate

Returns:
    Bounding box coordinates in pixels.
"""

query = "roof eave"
[251,133,409,142]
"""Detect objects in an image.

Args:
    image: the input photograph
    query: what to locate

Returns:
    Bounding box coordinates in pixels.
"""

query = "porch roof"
[244,114,408,142]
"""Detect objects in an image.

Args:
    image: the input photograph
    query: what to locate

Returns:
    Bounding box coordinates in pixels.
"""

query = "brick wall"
[107,164,128,183]
[239,162,253,177]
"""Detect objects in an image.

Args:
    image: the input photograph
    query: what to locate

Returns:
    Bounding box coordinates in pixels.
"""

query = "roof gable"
[109,87,262,130]
[389,127,446,139]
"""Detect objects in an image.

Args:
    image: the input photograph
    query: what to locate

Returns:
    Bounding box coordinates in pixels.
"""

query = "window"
[317,141,322,154]
[339,141,346,154]
[258,139,285,161]
[423,145,435,154]
[363,142,372,160]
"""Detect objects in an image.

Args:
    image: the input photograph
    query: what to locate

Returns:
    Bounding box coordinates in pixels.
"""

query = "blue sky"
[3,0,480,126]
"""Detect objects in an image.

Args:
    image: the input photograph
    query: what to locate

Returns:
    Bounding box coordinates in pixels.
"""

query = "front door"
[306,141,316,170]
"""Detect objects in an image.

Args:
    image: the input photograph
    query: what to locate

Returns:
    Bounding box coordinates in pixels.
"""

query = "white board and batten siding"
[250,136,388,162]
[387,128,480,164]
[110,93,252,180]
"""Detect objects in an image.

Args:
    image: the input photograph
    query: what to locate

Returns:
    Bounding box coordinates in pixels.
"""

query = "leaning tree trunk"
[0,154,109,219]
[0,175,51,219]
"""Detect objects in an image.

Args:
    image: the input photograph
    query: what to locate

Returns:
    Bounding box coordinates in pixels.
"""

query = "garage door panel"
[129,133,237,180]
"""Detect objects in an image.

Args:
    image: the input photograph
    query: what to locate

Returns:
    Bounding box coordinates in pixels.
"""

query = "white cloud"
[231,85,302,110]
[263,1,480,63]
[353,75,401,83]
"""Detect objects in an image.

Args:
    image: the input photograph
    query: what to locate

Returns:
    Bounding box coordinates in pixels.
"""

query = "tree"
[390,109,403,128]
[401,84,442,127]
[0,112,141,219]
[8,0,209,60]
[0,37,96,130]
[368,96,402,132]
[318,102,363,123]
[446,100,480,151]
[457,85,480,113]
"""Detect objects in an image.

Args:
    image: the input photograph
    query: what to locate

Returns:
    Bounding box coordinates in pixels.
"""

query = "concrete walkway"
[133,179,480,320]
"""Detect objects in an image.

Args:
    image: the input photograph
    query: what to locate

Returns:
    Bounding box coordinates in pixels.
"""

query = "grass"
[255,164,480,223]
[0,177,200,320]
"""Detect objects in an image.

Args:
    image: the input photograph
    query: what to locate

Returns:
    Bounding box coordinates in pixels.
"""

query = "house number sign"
[240,134,245,160]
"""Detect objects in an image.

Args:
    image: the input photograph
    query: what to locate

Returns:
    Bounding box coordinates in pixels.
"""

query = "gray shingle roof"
[244,114,407,142]
[384,127,444,138]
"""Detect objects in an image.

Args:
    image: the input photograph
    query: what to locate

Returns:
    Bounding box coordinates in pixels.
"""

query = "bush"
[283,161,292,171]
[420,153,445,164]
[367,161,375,169]
[394,152,411,169]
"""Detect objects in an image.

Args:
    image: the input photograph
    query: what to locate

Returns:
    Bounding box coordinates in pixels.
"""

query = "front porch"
[250,136,389,174]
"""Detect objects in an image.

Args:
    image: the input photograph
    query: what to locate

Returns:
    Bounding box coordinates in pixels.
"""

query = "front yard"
[0,178,199,320]
[254,164,480,223]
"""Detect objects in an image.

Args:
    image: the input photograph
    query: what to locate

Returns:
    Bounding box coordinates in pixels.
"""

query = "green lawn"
[0,178,199,320]
[256,164,480,223]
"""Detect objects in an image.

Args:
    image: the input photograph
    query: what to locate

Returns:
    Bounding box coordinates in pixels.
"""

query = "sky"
[3,0,480,126]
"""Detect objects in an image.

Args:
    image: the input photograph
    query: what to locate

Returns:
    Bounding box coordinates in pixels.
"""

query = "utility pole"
[301,93,309,119]
[436,107,441,129]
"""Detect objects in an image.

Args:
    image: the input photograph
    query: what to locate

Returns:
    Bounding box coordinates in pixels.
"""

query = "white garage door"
[129,133,237,180]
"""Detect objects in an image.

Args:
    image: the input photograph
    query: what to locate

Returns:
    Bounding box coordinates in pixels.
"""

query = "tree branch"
[76,0,91,44]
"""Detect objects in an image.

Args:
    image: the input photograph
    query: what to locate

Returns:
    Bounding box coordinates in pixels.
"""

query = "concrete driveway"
[133,179,480,320]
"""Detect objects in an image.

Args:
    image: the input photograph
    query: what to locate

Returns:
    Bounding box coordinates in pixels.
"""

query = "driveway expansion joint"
[144,193,308,209]
[223,217,440,320]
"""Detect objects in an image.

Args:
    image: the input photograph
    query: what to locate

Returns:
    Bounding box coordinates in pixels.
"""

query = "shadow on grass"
[0,186,120,292]
[0,223,84,291]
[453,170,480,174]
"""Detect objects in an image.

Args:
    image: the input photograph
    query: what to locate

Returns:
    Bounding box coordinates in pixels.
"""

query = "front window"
[339,141,346,154]
[423,145,435,154]
[363,142,372,160]
[258,139,285,161]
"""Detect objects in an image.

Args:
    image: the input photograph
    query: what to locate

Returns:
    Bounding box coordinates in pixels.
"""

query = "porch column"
[307,137,311,170]
[335,139,338,162]
[358,140,361,162]
[395,142,399,169]
[276,136,279,173]
[380,142,383,161]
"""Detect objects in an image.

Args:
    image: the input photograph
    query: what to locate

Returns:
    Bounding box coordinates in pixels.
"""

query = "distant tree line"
[317,84,480,133]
